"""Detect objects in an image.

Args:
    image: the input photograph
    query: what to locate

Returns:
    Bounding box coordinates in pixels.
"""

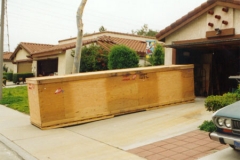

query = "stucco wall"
[234,9,240,34]
[207,6,234,31]
[58,54,66,76]
[65,49,74,75]
[32,61,37,76]
[164,14,207,65]
[164,48,173,65]
[14,49,29,61]
[164,5,239,65]
[3,62,13,72]
[13,64,17,73]
[166,14,207,44]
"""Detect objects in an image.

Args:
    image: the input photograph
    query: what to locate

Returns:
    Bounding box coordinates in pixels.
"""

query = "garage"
[37,58,58,76]
[156,0,240,96]
[17,61,32,73]
[168,40,240,96]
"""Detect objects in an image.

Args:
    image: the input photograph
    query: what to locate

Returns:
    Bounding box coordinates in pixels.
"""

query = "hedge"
[13,73,34,84]
[108,45,139,69]
[205,91,240,112]
[3,72,13,81]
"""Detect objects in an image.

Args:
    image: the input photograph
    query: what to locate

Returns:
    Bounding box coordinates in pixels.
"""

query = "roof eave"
[156,1,240,41]
[31,50,64,58]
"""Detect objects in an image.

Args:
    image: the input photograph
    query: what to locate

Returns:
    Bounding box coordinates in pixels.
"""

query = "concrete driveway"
[0,97,213,160]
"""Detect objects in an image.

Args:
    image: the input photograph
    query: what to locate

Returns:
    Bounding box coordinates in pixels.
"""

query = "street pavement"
[1,95,234,160]
[0,141,23,160]
[199,148,240,160]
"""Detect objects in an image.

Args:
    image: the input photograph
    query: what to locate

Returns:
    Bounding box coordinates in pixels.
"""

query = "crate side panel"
[63,78,109,120]
[27,83,41,126]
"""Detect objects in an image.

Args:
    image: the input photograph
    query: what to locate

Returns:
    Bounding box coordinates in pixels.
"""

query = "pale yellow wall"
[234,9,240,34]
[13,64,17,73]
[164,48,173,65]
[164,14,207,65]
[166,14,207,43]
[207,6,234,31]
[164,5,239,65]
[13,48,32,73]
[65,49,74,75]
[3,62,13,72]
[14,49,30,61]
[32,61,37,76]
[58,54,66,76]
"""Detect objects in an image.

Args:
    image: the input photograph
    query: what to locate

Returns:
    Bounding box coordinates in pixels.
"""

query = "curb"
[0,134,38,160]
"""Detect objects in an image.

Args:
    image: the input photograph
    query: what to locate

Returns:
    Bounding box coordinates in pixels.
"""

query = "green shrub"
[234,86,240,100]
[3,72,13,81]
[205,92,238,112]
[153,44,164,65]
[80,45,108,72]
[199,120,216,132]
[108,45,139,69]
[13,73,34,84]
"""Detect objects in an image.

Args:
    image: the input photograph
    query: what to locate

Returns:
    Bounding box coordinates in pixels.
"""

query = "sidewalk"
[128,130,228,160]
[0,98,221,160]
[5,81,26,88]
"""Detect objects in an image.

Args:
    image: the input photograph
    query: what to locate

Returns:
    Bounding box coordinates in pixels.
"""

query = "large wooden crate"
[26,65,195,129]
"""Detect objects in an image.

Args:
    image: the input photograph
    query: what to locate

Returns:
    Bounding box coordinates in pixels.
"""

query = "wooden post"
[172,49,176,64]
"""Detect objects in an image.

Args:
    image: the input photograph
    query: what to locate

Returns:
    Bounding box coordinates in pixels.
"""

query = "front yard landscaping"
[0,86,29,114]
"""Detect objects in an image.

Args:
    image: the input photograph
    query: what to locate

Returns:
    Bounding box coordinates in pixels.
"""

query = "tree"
[108,45,139,69]
[80,45,108,72]
[132,24,158,37]
[99,26,107,32]
[72,0,87,73]
[94,47,108,71]
[153,44,164,65]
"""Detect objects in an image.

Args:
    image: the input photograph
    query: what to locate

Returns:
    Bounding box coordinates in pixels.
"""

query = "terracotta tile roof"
[3,52,13,61]
[11,42,55,60]
[31,39,97,56]
[156,0,240,41]
[97,36,147,56]
[32,35,157,57]
[20,42,55,54]
[32,42,76,55]
[59,31,156,43]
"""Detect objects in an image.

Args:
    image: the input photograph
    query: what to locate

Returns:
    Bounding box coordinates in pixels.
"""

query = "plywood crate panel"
[26,65,195,129]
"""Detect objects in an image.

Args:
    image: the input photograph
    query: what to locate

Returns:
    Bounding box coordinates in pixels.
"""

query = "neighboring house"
[29,31,158,76]
[10,42,54,75]
[3,52,13,72]
[156,0,240,96]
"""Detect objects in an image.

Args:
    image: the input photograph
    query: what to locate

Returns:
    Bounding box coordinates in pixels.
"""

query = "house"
[29,31,158,76]
[156,0,240,96]
[10,42,54,75]
[3,52,13,72]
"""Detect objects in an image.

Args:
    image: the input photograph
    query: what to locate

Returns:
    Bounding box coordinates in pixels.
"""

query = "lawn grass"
[0,86,29,114]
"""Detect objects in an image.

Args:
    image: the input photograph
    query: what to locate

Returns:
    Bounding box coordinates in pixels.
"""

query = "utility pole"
[0,0,5,100]
[72,0,87,73]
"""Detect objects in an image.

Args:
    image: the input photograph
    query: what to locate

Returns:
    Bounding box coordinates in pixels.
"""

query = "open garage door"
[37,58,58,76]
[18,62,32,73]
[175,47,240,96]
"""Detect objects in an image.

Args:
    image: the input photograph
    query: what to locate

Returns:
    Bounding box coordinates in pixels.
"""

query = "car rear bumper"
[209,131,240,145]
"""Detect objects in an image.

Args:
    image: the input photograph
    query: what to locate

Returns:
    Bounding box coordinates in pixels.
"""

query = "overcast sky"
[2,0,206,52]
